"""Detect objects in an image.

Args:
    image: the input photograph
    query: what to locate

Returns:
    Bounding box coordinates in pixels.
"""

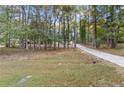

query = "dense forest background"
[0,5,124,50]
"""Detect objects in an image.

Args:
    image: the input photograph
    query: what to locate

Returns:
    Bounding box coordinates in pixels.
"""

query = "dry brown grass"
[0,48,124,87]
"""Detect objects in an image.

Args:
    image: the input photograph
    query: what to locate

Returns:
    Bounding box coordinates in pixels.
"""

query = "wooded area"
[0,5,124,49]
[1,5,124,87]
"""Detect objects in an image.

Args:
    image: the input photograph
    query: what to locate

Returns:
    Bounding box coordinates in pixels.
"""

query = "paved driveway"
[77,44,124,67]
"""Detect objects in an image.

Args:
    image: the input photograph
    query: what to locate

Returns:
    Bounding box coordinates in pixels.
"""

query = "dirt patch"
[0,48,71,62]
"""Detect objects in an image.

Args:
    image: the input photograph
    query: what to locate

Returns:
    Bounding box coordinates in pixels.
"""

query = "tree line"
[0,5,124,50]
[0,5,78,50]
[79,5,124,48]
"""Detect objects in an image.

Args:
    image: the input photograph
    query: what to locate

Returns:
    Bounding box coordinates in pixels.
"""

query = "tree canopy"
[0,5,124,49]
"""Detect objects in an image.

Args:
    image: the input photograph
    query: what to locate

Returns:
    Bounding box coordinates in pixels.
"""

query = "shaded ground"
[0,48,124,87]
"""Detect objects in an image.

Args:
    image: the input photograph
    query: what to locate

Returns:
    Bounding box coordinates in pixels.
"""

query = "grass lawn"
[0,48,124,87]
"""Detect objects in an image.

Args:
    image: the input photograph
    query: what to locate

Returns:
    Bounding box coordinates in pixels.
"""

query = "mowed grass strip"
[0,48,124,87]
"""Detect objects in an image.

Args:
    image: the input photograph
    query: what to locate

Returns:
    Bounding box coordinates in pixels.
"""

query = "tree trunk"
[5,6,11,48]
[87,6,90,44]
[92,5,97,48]
[54,22,56,49]
[110,6,117,48]
[74,12,77,48]
[58,19,61,48]
[33,36,36,50]
[67,16,70,48]
[63,17,66,48]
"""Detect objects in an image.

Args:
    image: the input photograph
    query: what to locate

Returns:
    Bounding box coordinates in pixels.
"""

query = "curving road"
[77,44,124,67]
